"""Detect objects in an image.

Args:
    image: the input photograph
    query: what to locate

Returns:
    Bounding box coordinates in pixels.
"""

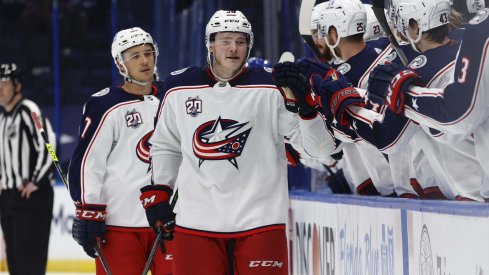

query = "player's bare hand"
[19,181,39,199]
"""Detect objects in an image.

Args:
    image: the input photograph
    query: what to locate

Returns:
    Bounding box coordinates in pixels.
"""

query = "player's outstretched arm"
[368,12,489,135]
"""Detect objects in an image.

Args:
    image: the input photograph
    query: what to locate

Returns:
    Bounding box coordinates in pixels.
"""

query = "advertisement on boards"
[408,211,489,275]
[336,204,403,275]
[290,199,338,275]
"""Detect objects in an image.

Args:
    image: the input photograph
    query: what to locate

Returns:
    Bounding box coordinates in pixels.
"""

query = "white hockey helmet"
[451,0,485,13]
[394,0,451,45]
[205,10,254,52]
[111,27,158,85]
[310,2,330,31]
[317,0,367,47]
[363,4,386,41]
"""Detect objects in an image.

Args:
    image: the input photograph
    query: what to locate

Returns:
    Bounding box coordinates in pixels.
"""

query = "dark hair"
[424,24,449,43]
[343,33,365,43]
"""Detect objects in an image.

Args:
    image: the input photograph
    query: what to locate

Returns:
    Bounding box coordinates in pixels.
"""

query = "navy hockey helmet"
[0,63,24,85]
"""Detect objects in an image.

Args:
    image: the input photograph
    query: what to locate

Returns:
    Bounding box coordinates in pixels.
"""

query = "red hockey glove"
[316,70,365,126]
[140,185,175,241]
[72,203,107,258]
[368,62,424,114]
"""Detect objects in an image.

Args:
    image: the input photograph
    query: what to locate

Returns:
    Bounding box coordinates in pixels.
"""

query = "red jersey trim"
[175,224,286,238]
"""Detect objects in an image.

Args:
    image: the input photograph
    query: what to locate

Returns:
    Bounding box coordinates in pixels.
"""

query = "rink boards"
[1,186,488,273]
[289,191,489,275]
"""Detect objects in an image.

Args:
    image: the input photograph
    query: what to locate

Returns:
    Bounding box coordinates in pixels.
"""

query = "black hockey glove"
[316,70,365,126]
[368,62,424,114]
[72,203,107,258]
[296,58,332,79]
[272,61,321,117]
[325,169,353,194]
[285,142,301,166]
[140,185,175,241]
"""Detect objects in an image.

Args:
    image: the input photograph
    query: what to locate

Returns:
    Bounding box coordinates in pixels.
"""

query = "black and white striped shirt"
[0,98,55,190]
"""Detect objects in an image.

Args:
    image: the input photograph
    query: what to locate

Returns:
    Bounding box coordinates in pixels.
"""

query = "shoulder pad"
[170,67,190,75]
[91,87,110,97]
[469,9,489,25]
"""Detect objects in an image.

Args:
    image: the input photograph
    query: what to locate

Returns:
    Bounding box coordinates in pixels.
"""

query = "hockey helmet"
[363,4,386,41]
[0,63,24,85]
[393,0,451,44]
[310,2,330,31]
[111,27,158,85]
[205,10,254,50]
[317,0,367,48]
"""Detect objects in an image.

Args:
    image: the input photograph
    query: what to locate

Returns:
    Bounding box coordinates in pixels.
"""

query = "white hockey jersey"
[68,85,163,228]
[150,66,334,237]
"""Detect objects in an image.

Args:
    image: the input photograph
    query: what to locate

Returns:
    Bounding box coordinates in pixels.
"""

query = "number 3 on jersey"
[457,57,470,84]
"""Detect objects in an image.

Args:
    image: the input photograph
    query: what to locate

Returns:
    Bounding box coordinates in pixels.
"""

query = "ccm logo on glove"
[75,208,107,221]
[140,190,170,208]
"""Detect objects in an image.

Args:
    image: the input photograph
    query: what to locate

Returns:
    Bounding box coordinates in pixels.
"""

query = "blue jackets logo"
[136,130,153,164]
[192,116,252,169]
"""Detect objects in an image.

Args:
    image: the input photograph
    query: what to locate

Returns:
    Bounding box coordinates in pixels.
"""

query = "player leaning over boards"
[138,10,335,275]
[367,1,489,200]
[68,27,173,274]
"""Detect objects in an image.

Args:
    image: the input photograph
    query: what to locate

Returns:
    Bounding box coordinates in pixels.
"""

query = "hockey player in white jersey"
[68,27,172,274]
[138,10,335,275]
[367,2,489,200]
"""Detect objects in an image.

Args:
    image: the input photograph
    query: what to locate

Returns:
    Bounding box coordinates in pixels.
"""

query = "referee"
[0,63,55,275]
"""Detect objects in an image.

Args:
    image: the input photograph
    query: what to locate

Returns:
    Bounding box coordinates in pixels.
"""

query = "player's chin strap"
[406,30,423,53]
[325,37,341,61]
[124,75,150,86]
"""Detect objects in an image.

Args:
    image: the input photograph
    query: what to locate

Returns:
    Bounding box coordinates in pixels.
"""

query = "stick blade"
[279,52,295,63]
[299,0,323,59]
[277,52,296,99]
[299,0,316,35]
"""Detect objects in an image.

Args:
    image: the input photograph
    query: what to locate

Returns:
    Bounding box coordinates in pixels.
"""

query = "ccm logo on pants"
[249,261,284,268]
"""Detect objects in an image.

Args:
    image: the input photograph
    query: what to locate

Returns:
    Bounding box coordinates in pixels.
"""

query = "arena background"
[1,1,489,274]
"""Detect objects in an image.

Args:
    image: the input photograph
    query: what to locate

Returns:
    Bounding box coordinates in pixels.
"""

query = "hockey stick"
[141,190,179,275]
[31,111,112,275]
[94,244,112,275]
[31,112,68,189]
[278,51,296,100]
[299,0,321,59]
[370,0,409,65]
